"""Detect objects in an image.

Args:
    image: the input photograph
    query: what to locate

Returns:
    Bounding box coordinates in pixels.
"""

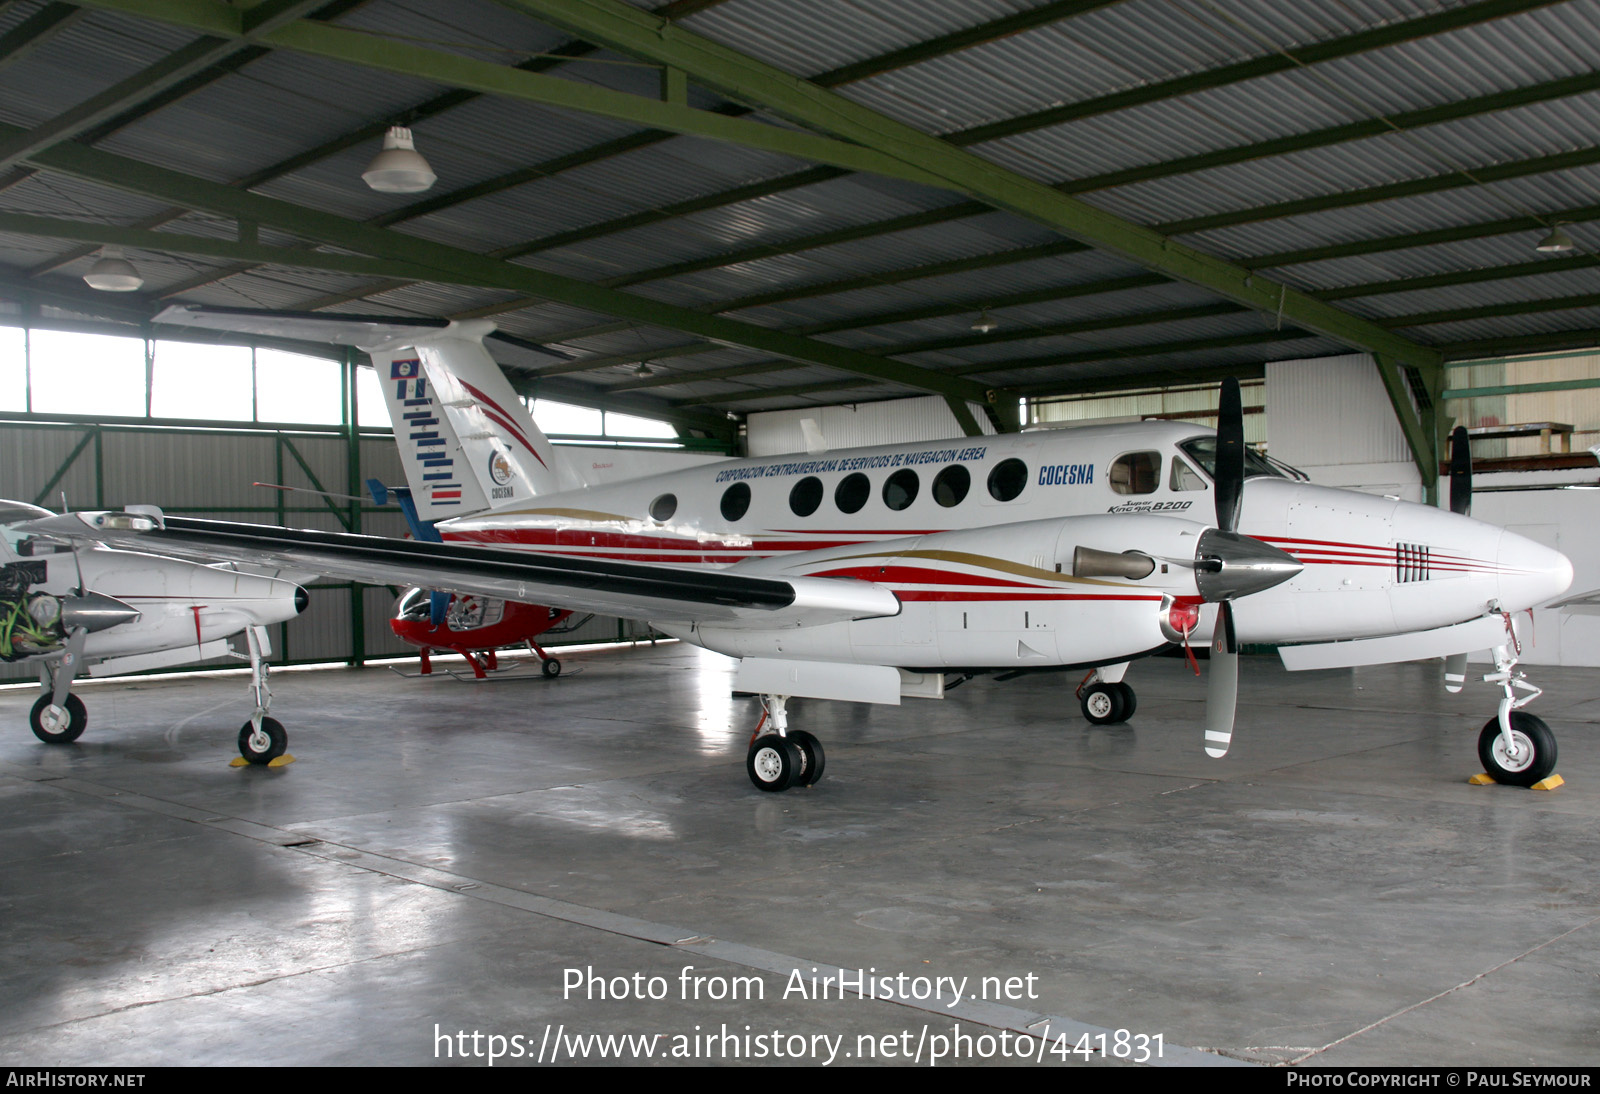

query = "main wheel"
[1478,712,1557,788]
[1115,682,1137,720]
[31,693,86,744]
[238,717,287,765]
[1080,683,1126,725]
[787,730,826,788]
[541,658,562,678]
[747,734,800,792]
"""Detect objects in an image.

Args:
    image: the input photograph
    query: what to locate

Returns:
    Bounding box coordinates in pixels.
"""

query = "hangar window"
[1110,452,1160,495]
[987,458,1027,502]
[789,476,824,517]
[932,464,970,508]
[835,472,870,514]
[649,493,677,522]
[720,482,751,521]
[883,469,919,511]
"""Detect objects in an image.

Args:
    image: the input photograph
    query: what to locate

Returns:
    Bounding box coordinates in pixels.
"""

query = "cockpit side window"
[1179,437,1287,481]
[1109,451,1161,495]
[1169,456,1206,492]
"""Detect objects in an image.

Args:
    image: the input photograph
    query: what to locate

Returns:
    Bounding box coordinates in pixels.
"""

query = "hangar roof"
[1,0,1597,439]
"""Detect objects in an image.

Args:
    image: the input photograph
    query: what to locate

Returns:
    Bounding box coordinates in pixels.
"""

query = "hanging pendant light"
[362,126,437,193]
[83,246,143,292]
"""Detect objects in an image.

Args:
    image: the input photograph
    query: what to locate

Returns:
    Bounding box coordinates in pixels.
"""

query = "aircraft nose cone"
[294,585,310,615]
[1496,529,1573,611]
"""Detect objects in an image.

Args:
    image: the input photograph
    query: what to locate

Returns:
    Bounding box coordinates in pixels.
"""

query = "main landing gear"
[1475,635,1558,788]
[1077,665,1136,726]
[745,695,825,792]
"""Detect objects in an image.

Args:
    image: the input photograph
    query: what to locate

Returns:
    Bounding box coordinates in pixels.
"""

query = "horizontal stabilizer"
[1279,614,1512,671]
[155,305,451,351]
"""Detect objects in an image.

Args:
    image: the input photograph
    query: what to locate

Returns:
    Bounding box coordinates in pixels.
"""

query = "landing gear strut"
[1477,633,1557,787]
[236,625,287,765]
[745,695,825,792]
[31,626,89,745]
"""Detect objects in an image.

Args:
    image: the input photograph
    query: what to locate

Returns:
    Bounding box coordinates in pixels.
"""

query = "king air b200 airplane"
[29,306,1574,793]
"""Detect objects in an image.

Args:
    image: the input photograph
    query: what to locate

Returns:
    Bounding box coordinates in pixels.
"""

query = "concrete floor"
[0,642,1596,1068]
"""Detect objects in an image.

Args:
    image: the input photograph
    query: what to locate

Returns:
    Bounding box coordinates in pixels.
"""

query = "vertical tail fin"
[368,321,583,521]
[152,306,584,522]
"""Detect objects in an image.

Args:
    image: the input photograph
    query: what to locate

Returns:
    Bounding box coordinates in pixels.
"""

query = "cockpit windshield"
[1179,437,1297,482]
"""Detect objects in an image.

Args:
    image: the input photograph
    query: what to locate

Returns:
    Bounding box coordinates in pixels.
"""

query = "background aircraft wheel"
[31,693,86,744]
[746,734,800,792]
[1080,683,1126,725]
[787,730,826,787]
[1478,713,1557,788]
[541,658,561,678]
[238,717,287,765]
[1115,683,1137,720]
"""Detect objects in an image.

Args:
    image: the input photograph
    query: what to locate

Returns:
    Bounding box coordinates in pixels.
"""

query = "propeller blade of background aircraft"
[1444,652,1468,693]
[1214,376,1245,534]
[1449,426,1472,517]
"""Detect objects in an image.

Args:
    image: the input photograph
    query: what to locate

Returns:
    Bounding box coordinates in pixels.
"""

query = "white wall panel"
[1266,353,1421,500]
[747,396,995,457]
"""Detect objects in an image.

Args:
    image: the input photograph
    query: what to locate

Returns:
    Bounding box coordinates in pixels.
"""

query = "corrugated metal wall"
[1264,353,1416,469]
[746,395,996,456]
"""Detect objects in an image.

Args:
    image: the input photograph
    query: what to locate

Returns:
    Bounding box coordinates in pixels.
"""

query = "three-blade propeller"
[1196,378,1302,758]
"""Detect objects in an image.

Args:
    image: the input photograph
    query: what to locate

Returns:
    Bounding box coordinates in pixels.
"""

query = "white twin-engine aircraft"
[30,306,1574,793]
[1,501,308,762]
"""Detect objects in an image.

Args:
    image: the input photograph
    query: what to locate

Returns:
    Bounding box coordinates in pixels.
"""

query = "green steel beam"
[609,359,795,392]
[888,303,1248,357]
[1441,329,1600,359]
[671,378,882,406]
[23,1,727,279]
[996,331,1319,386]
[0,3,84,70]
[79,0,1447,376]
[1246,201,1600,270]
[0,0,328,175]
[378,66,1600,321]
[10,128,1015,416]
[944,0,1566,147]
[442,136,1600,330]
[1373,354,1440,498]
[1317,254,1600,302]
[64,1,958,190]
[1379,291,1600,329]
[1444,377,1600,399]
[1025,363,1268,400]
[286,1,1128,310]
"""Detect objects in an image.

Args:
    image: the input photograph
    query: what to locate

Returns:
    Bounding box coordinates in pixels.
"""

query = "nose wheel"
[1474,627,1559,788]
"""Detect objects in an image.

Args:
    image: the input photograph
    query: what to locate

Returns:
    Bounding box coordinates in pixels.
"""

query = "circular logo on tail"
[488,450,515,487]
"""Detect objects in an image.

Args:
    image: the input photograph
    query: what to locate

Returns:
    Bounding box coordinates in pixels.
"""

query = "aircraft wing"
[20,512,901,628]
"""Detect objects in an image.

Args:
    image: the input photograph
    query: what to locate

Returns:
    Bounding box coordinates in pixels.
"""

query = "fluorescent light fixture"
[83,246,143,292]
[362,126,436,193]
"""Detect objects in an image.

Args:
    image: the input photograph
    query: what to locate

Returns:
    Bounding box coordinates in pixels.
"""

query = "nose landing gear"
[1474,631,1559,789]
